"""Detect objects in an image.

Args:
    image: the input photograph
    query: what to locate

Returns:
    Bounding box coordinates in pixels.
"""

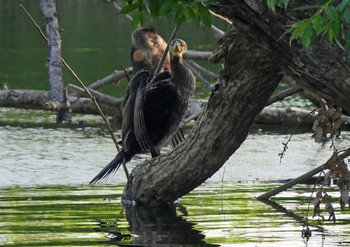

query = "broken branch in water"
[257,147,350,200]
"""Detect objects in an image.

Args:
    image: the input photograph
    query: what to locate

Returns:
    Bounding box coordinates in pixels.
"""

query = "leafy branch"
[267,0,350,52]
[116,0,216,29]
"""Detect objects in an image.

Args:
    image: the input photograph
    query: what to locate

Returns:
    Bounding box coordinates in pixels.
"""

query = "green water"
[1,183,350,246]
[1,114,350,246]
[0,0,223,98]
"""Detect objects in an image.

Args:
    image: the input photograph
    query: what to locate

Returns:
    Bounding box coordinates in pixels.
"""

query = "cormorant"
[130,27,170,75]
[90,39,195,183]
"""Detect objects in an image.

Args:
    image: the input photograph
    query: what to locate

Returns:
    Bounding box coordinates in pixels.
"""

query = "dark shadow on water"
[101,203,219,247]
[258,198,325,246]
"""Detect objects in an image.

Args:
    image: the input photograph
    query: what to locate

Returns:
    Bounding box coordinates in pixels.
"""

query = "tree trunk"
[123,0,350,206]
[39,0,71,123]
[123,26,282,206]
[208,0,350,115]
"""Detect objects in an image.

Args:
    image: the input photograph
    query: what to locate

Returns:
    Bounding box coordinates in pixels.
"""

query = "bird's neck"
[170,55,185,78]
[171,55,182,67]
[171,54,195,98]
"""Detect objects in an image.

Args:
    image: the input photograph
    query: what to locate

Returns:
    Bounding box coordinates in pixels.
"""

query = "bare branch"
[184,61,212,89]
[210,24,225,39]
[88,67,133,90]
[67,84,122,106]
[186,60,218,80]
[184,50,213,60]
[266,86,304,105]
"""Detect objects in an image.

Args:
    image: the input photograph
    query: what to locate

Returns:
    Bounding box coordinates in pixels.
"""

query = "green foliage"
[118,0,216,29]
[268,0,350,52]
[266,0,290,11]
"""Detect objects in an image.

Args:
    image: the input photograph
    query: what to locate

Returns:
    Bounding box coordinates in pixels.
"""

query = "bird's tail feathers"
[90,151,125,184]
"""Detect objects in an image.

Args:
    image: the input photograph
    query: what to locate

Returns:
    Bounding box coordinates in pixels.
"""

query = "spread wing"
[134,71,172,154]
[121,70,150,151]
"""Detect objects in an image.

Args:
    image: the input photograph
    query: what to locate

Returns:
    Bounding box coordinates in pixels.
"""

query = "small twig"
[278,106,319,162]
[121,65,131,82]
[20,4,48,42]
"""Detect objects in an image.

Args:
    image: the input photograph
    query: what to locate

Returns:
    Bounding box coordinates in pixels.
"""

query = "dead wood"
[0,89,122,118]
[39,0,71,123]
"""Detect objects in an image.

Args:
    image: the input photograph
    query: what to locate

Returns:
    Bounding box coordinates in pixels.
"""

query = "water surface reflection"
[120,204,219,246]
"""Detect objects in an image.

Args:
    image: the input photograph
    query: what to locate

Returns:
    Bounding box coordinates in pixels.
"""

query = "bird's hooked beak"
[172,40,182,54]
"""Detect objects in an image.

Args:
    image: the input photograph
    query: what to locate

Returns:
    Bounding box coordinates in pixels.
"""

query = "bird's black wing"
[134,71,172,156]
[122,70,150,152]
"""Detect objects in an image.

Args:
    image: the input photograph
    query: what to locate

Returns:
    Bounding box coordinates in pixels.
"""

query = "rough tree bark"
[123,0,350,206]
[208,0,350,115]
[39,0,71,123]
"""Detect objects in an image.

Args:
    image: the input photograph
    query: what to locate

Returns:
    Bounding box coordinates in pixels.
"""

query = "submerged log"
[1,89,349,129]
[257,148,350,200]
[0,89,121,117]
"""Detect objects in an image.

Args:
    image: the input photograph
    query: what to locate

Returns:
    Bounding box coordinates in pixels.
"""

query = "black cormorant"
[130,27,170,75]
[90,39,195,183]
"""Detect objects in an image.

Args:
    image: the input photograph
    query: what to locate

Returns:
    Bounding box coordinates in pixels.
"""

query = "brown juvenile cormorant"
[90,39,195,183]
[130,27,170,75]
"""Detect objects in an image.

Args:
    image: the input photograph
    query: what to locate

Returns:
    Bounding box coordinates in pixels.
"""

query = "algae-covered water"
[1,183,350,246]
[1,109,350,246]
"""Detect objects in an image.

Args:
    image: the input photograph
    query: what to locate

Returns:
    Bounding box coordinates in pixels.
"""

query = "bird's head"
[169,39,188,57]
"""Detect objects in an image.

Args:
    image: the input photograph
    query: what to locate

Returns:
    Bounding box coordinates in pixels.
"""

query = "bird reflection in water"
[101,203,220,247]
